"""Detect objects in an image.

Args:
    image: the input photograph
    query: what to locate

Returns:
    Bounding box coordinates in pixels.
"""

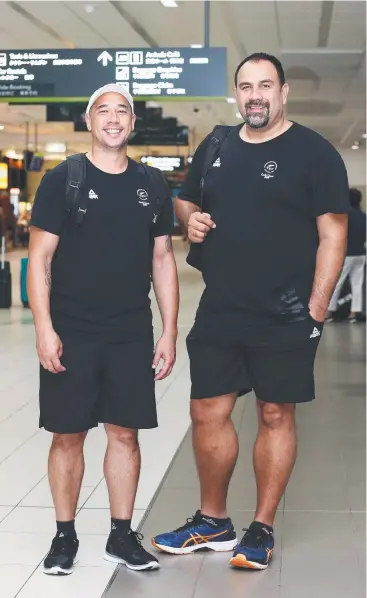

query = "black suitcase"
[0,261,11,308]
[0,236,11,309]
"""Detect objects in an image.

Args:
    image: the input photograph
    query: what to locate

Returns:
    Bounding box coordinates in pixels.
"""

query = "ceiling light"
[0,125,4,131]
[85,4,95,13]
[362,133,367,139]
[227,98,236,104]
[161,0,178,6]
[351,144,359,150]
[236,112,243,119]
[191,44,203,49]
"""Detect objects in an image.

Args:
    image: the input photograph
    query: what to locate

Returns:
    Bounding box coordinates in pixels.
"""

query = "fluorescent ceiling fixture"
[191,44,203,49]
[161,0,178,6]
[227,98,236,104]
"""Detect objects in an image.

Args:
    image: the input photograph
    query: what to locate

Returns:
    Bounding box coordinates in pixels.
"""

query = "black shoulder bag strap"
[65,153,87,225]
[186,125,232,271]
[199,125,232,212]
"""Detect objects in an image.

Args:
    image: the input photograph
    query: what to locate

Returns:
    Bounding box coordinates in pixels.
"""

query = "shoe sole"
[104,551,160,571]
[152,538,238,555]
[43,559,78,576]
[230,553,270,570]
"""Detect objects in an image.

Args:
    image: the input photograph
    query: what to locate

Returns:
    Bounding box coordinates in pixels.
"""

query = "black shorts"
[187,316,324,404]
[39,334,157,434]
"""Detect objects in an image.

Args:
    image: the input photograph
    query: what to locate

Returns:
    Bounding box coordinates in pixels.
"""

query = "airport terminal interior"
[0,1,366,597]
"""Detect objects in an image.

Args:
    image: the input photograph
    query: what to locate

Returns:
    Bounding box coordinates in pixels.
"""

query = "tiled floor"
[0,242,202,598]
[0,245,365,597]
[108,301,366,597]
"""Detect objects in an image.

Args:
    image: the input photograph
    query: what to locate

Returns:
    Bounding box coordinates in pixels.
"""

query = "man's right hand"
[188,212,216,244]
[36,328,66,374]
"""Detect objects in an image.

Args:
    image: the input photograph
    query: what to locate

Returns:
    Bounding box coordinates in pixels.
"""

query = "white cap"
[86,84,134,115]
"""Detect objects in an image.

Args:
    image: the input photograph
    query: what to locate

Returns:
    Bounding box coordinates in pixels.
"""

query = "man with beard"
[152,54,349,570]
[28,84,178,575]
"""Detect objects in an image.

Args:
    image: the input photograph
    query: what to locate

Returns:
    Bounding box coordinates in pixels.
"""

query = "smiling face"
[85,92,135,150]
[235,60,289,130]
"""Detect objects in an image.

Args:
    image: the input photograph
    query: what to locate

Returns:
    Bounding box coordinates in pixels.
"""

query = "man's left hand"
[153,333,177,381]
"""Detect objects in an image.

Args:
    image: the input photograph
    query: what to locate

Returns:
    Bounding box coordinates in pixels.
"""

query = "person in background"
[152,52,349,572]
[28,84,179,576]
[327,188,366,323]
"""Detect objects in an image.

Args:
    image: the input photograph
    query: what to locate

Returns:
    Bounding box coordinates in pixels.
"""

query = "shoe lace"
[127,529,144,544]
[115,528,145,550]
[174,513,201,534]
[239,528,266,549]
[50,533,76,554]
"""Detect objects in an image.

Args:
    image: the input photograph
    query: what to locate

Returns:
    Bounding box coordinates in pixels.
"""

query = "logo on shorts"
[137,189,149,206]
[310,327,320,339]
[261,161,277,179]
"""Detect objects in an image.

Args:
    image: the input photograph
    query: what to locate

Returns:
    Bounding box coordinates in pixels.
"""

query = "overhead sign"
[140,156,185,172]
[0,47,227,102]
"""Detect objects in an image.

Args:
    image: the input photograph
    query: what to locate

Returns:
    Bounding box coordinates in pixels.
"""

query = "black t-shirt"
[180,122,350,333]
[346,208,366,256]
[31,157,174,340]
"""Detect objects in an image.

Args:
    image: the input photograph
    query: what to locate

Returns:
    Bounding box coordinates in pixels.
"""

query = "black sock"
[57,520,76,538]
[111,518,131,535]
[200,512,229,527]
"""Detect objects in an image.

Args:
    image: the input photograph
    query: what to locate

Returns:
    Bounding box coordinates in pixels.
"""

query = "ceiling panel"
[0,2,61,49]
[116,0,204,47]
[68,1,150,47]
[16,1,110,48]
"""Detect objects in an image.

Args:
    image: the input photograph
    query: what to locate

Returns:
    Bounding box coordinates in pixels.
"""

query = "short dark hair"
[350,187,362,208]
[234,53,286,87]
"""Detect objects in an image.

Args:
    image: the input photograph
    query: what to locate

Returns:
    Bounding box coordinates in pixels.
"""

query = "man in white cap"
[28,84,179,574]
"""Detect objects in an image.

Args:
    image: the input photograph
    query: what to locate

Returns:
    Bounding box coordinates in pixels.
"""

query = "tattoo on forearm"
[45,265,51,291]
[165,235,173,253]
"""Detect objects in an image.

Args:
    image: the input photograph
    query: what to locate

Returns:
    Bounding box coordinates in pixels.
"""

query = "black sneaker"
[105,529,159,571]
[43,532,79,575]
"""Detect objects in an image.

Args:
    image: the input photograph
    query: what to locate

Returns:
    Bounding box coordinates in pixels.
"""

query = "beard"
[243,101,270,129]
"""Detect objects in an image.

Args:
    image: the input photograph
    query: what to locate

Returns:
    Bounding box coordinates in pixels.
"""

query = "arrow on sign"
[97,51,113,67]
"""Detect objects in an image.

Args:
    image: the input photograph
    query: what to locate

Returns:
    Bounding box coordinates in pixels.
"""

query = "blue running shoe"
[152,510,238,555]
[230,521,274,570]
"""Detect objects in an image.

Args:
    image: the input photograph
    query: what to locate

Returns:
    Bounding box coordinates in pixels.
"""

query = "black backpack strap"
[65,153,86,225]
[199,125,232,211]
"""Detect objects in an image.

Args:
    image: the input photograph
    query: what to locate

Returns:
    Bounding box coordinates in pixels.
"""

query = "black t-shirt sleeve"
[30,163,67,235]
[152,172,174,238]
[309,141,350,217]
[179,135,211,205]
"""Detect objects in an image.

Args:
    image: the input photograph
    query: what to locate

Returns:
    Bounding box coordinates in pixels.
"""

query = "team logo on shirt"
[212,157,221,167]
[137,188,149,206]
[261,161,277,179]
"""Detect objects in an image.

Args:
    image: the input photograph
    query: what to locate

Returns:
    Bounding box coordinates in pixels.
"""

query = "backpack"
[64,153,168,229]
[186,125,233,271]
